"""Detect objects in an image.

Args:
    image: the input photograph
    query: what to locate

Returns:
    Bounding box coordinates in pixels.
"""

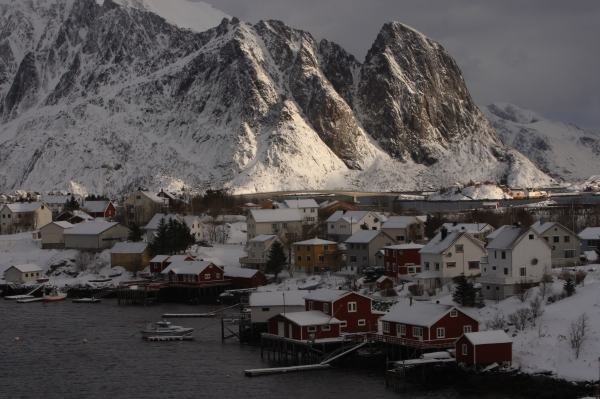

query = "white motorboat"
[72,297,101,303]
[43,288,67,302]
[140,321,194,338]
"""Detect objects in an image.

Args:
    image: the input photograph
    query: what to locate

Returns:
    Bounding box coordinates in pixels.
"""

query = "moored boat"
[140,321,194,339]
[72,297,101,303]
[43,288,67,302]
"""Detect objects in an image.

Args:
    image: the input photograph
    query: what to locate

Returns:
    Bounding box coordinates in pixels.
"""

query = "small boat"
[72,297,101,303]
[17,297,44,303]
[140,321,194,339]
[4,294,34,301]
[43,288,67,302]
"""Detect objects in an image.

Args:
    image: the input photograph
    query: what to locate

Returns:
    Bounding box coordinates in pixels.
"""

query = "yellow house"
[292,238,341,273]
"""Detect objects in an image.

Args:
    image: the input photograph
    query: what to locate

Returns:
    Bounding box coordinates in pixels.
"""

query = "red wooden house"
[381,300,478,348]
[383,243,423,279]
[455,331,512,366]
[376,275,395,291]
[303,289,383,333]
[267,310,342,341]
[82,200,117,219]
[160,260,225,284]
[222,266,268,288]
[149,254,196,274]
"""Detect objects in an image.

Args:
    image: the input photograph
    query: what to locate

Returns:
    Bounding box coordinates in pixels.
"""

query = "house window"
[347,302,357,312]
[424,262,430,270]
[413,326,423,338]
[399,324,406,337]
[321,325,331,332]
[462,343,468,355]
[358,319,366,326]
[382,321,390,333]
[340,320,347,328]
[397,235,405,241]
[504,268,508,275]
[297,256,302,261]
[307,256,311,261]
[323,303,329,314]
[318,255,324,262]
[308,301,313,310]
[435,263,440,271]
[449,309,458,317]
[455,244,464,253]
[529,234,534,240]
[204,274,211,280]
[436,327,445,339]
[463,325,472,333]
[468,261,480,270]
[564,236,570,243]
[520,267,526,277]
[307,326,317,333]
[553,236,559,243]
[501,251,506,259]
[494,250,497,259]
[565,250,575,258]
[446,262,456,268]
[261,307,270,312]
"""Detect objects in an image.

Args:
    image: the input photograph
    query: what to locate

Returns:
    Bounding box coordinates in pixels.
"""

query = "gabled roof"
[144,213,181,230]
[383,216,422,229]
[4,202,45,213]
[161,260,216,275]
[486,225,512,240]
[140,191,167,204]
[532,220,575,236]
[8,264,42,273]
[150,255,171,263]
[420,231,483,255]
[278,310,341,326]
[487,226,530,250]
[579,227,600,240]
[42,195,71,205]
[283,199,319,209]
[384,243,424,250]
[294,238,337,246]
[111,242,148,254]
[64,220,120,235]
[222,266,260,279]
[82,200,111,214]
[250,209,302,223]
[464,330,512,345]
[382,300,463,327]
[376,275,393,283]
[442,223,493,235]
[249,290,306,307]
[250,234,278,243]
[41,221,74,231]
[345,229,389,244]
[326,210,370,224]
[303,289,349,302]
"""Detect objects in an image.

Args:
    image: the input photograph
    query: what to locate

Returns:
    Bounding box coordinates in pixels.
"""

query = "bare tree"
[529,295,544,326]
[568,313,588,359]
[539,273,553,299]
[515,281,531,302]
[508,308,531,331]
[74,252,93,272]
[485,312,507,330]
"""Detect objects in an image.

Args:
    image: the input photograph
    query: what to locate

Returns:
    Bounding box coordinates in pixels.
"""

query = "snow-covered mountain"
[485,103,600,181]
[0,0,553,195]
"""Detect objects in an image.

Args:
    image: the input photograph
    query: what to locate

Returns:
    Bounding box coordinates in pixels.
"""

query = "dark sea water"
[0,300,515,399]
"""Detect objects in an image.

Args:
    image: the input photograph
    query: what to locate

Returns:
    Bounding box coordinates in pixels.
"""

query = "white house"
[3,264,43,284]
[0,202,52,234]
[281,199,319,225]
[480,225,552,300]
[531,221,580,267]
[246,209,303,240]
[39,221,74,249]
[249,290,307,324]
[381,215,426,243]
[419,228,486,288]
[240,234,281,271]
[326,211,384,241]
[440,223,494,242]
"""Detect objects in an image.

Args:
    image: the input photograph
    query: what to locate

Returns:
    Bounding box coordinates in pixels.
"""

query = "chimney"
[441,226,448,240]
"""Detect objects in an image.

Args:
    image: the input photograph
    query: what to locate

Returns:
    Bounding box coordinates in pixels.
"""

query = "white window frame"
[462,343,468,355]
[321,324,331,332]
[204,273,211,280]
[463,325,472,333]
[449,309,458,317]
[347,301,357,313]
[399,324,406,337]
[382,321,390,333]
[358,319,366,327]
[436,327,445,339]
[413,326,423,338]
[340,320,347,328]
[307,326,317,333]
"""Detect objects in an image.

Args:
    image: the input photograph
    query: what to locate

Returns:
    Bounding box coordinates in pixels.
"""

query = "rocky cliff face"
[0,0,553,194]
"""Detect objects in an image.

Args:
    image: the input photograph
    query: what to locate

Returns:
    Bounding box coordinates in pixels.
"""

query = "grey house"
[345,230,396,272]
[64,220,130,250]
[531,221,580,267]
[578,227,600,253]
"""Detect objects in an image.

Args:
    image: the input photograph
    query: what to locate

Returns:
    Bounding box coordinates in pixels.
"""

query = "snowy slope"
[0,0,554,195]
[486,103,600,181]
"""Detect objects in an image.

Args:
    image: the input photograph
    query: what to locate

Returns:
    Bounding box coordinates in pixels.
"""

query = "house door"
[277,321,285,337]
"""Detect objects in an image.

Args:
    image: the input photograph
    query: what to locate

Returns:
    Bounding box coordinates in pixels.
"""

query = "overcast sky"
[201,0,600,129]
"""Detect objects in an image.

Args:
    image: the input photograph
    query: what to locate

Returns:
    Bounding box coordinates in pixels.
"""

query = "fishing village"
[2,185,600,398]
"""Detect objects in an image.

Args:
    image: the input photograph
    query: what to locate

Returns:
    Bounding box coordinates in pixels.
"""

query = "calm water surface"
[1,300,515,399]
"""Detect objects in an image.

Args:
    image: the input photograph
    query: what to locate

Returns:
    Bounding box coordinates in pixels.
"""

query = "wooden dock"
[244,363,331,377]
[162,313,216,318]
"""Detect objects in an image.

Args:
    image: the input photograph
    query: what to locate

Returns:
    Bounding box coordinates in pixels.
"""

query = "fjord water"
[1,300,509,399]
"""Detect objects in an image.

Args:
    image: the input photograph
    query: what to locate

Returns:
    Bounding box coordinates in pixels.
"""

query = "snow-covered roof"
[279,310,341,326]
[82,200,110,213]
[294,237,337,246]
[345,230,386,244]
[42,195,71,204]
[442,223,493,234]
[161,260,216,275]
[578,227,600,240]
[64,220,120,235]
[326,210,370,224]
[487,226,528,250]
[283,199,319,209]
[141,191,167,204]
[4,202,45,213]
[249,290,307,307]
[382,300,459,327]
[464,330,512,345]
[383,216,421,229]
[8,264,42,273]
[111,242,148,254]
[420,231,463,254]
[44,221,74,230]
[486,225,511,240]
[318,200,339,209]
[304,289,349,302]
[144,213,181,230]
[384,243,424,250]
[376,275,393,283]
[167,254,196,263]
[531,221,558,234]
[250,209,302,223]
[150,255,170,263]
[250,234,278,243]
[222,266,260,279]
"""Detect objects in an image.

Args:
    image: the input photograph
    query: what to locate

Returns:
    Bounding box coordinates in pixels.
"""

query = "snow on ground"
[226,221,247,245]
[256,272,348,292]
[193,244,246,268]
[428,184,511,201]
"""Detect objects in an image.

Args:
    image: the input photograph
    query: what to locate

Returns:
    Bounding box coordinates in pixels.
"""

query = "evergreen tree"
[265,241,287,277]
[64,195,80,211]
[564,278,576,297]
[453,274,476,306]
[128,223,143,242]
[149,218,169,255]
